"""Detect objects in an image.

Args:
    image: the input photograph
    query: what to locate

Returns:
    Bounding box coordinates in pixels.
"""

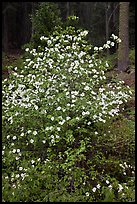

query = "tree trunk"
[105,3,110,55]
[31,2,35,38]
[118,2,129,72]
[3,10,9,52]
[105,2,110,42]
[66,2,70,19]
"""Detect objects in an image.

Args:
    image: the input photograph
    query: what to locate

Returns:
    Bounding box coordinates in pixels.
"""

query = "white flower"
[46,127,50,131]
[30,139,34,143]
[21,173,25,178]
[66,116,71,120]
[119,164,124,168]
[68,67,72,72]
[103,44,110,49]
[80,30,88,36]
[95,131,98,135]
[26,58,31,62]
[12,149,16,153]
[40,36,44,40]
[51,116,54,121]
[17,149,20,153]
[124,162,128,168]
[13,136,17,140]
[86,111,90,115]
[66,91,69,96]
[118,184,123,192]
[87,121,91,125]
[57,127,61,131]
[31,160,35,164]
[60,120,65,125]
[25,48,29,52]
[33,131,37,135]
[117,38,121,43]
[89,63,94,67]
[85,192,90,196]
[20,132,24,136]
[108,185,112,190]
[99,47,103,51]
[47,40,52,45]
[91,91,96,95]
[16,174,20,178]
[80,93,85,97]
[106,62,109,67]
[96,184,101,189]
[84,85,90,91]
[42,140,46,144]
[111,42,115,46]
[93,114,98,119]
[34,105,38,110]
[106,180,109,184]
[93,75,98,78]
[57,106,61,110]
[107,40,111,44]
[19,167,23,171]
[92,187,96,192]
[111,34,118,40]
[82,111,86,116]
[94,46,98,51]
[56,135,59,139]
[27,130,31,134]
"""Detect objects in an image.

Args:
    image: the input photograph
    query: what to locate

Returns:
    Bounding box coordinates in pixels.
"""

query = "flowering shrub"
[2,25,134,202]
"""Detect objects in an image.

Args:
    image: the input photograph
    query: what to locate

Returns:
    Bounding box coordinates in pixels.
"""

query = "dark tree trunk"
[3,10,9,52]
[66,2,70,19]
[118,2,129,72]
[105,2,110,42]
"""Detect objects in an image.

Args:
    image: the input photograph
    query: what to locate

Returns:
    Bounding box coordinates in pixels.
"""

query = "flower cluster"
[3,28,132,129]
[94,33,121,51]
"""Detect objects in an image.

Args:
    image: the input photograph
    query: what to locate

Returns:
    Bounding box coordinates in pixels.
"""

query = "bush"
[2,25,134,202]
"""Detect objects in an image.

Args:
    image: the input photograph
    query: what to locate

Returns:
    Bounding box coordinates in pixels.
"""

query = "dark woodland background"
[2,2,135,53]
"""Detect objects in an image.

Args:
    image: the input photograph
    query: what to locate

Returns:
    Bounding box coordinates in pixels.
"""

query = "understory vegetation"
[2,16,135,202]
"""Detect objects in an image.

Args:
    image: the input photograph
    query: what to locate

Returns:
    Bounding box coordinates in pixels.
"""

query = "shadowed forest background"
[2,2,135,52]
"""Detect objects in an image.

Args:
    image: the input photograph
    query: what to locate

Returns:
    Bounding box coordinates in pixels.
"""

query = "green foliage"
[2,25,135,202]
[30,2,62,49]
[64,15,81,29]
